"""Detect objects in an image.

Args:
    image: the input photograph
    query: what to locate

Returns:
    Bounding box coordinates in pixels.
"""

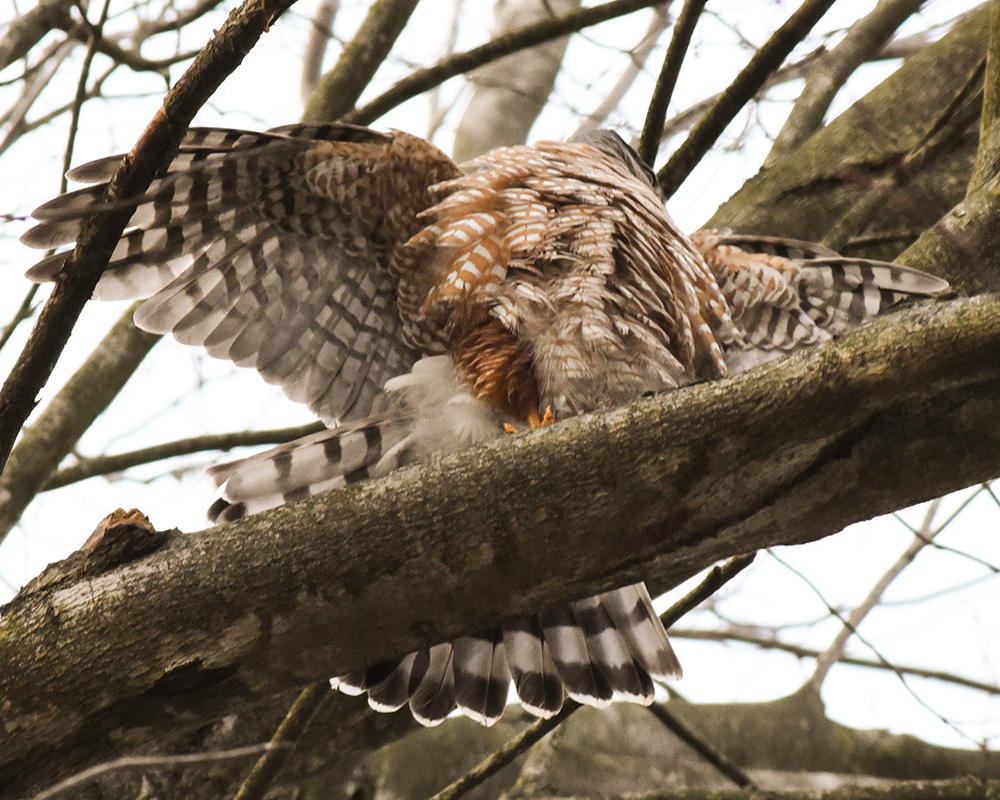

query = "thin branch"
[646,703,755,789]
[43,421,326,490]
[657,0,839,198]
[770,549,980,747]
[639,0,707,166]
[30,745,281,800]
[345,0,669,126]
[672,629,1000,697]
[0,36,76,155]
[231,682,329,800]
[49,7,205,75]
[806,499,941,691]
[62,0,111,187]
[0,286,40,356]
[656,48,825,143]
[0,64,119,159]
[132,0,229,38]
[430,705,573,800]
[575,3,671,134]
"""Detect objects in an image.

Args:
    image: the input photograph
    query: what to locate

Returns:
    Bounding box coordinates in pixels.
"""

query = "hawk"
[22,124,948,726]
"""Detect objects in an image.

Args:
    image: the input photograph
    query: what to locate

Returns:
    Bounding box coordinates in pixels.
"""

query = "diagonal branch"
[657,0,839,197]
[0,0,300,474]
[344,0,669,126]
[2,290,999,798]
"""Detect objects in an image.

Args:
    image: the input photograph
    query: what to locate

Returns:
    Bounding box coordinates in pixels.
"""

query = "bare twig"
[0,63,118,157]
[133,0,229,38]
[671,628,1000,696]
[62,0,112,186]
[232,683,329,800]
[771,549,980,747]
[808,501,942,690]
[30,745,280,800]
[646,703,755,789]
[574,4,670,135]
[657,0,839,197]
[639,0,707,166]
[0,286,40,356]
[44,421,326,490]
[0,37,76,155]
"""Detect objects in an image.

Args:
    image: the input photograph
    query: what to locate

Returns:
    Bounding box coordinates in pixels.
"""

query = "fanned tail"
[330,585,679,727]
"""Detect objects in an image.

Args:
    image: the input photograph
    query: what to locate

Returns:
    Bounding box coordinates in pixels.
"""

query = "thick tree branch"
[2,291,999,798]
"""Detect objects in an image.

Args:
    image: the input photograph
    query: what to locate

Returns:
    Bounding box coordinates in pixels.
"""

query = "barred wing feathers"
[21,124,464,423]
[690,229,949,372]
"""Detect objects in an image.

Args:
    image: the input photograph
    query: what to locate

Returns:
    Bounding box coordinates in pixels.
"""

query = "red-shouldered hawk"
[21,124,948,727]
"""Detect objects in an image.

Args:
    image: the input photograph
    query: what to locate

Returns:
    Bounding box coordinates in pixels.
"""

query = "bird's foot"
[505,406,554,433]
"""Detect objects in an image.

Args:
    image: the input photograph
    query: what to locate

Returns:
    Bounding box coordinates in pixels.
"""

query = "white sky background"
[0,0,997,754]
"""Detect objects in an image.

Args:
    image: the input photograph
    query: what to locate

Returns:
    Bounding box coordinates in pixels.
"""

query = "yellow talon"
[505,406,555,433]
[526,405,555,428]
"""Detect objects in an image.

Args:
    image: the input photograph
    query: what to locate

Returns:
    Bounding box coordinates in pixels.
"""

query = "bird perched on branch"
[22,124,948,726]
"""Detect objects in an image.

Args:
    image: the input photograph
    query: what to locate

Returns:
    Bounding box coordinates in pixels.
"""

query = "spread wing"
[21,123,463,423]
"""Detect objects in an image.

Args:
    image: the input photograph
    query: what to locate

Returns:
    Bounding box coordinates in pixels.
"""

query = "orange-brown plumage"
[21,124,949,728]
[452,316,539,422]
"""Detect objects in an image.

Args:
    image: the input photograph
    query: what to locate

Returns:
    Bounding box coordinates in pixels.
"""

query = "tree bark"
[3,6,998,800]
[3,290,1000,798]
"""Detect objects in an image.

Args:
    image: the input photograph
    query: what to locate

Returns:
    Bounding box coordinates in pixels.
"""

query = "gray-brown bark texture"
[2,7,998,800]
[3,292,999,798]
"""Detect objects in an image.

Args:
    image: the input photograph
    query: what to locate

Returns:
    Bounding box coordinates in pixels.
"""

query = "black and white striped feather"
[21,125,947,728]
[21,125,443,423]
